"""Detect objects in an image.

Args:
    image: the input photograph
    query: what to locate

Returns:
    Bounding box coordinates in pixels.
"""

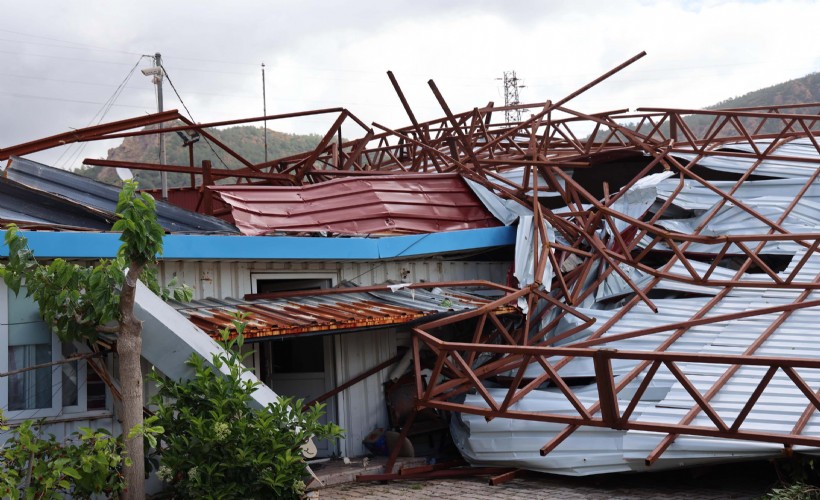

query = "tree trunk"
[119,265,145,500]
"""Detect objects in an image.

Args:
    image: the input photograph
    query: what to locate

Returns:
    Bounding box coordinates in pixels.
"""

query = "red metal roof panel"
[210,173,501,236]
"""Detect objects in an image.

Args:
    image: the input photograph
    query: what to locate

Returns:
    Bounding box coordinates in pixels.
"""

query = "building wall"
[157,258,509,457]
[0,278,120,456]
[157,259,509,301]
[333,328,397,457]
[0,258,509,458]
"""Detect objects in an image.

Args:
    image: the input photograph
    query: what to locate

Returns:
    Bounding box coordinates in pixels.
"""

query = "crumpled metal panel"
[210,173,501,236]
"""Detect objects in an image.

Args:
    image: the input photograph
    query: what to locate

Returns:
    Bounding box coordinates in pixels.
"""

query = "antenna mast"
[262,63,268,163]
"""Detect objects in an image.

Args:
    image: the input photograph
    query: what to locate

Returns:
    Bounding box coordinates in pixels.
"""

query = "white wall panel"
[158,259,510,300]
[334,328,397,457]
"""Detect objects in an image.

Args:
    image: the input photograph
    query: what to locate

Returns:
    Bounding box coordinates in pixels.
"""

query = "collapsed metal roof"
[0,175,114,230]
[8,51,820,477]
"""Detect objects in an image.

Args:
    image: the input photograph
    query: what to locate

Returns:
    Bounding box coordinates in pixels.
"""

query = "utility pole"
[501,71,525,123]
[143,52,167,199]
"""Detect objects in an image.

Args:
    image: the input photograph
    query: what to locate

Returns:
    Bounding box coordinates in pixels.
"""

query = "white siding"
[334,328,397,457]
[158,259,510,300]
[18,414,120,443]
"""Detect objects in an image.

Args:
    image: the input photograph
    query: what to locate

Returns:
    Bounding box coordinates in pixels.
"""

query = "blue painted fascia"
[376,227,516,259]
[0,226,515,261]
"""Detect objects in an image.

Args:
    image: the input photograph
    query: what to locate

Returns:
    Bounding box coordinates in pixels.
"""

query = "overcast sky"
[3,0,820,169]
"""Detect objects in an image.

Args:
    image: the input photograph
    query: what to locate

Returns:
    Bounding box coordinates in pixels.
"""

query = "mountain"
[75,124,324,188]
[680,72,820,137]
[708,73,820,110]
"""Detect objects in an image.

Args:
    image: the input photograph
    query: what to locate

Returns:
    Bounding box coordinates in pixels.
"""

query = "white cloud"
[2,0,819,168]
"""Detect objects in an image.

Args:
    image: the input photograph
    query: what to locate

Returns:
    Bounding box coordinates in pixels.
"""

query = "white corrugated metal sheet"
[671,137,820,179]
[454,137,820,474]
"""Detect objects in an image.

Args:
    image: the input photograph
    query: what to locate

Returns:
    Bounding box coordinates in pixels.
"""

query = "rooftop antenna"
[500,71,525,123]
[262,62,268,163]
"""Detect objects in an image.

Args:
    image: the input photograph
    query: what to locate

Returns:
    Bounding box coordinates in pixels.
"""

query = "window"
[2,283,107,419]
[8,327,53,411]
[251,272,337,295]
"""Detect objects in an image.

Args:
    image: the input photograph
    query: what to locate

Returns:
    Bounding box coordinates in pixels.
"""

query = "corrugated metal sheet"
[171,285,509,340]
[0,176,113,230]
[210,173,501,236]
[657,177,820,211]
[461,250,820,475]
[671,137,820,179]
[3,156,238,234]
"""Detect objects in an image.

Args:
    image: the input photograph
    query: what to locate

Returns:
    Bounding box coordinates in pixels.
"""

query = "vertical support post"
[202,159,213,216]
[670,113,678,142]
[337,126,343,168]
[188,143,195,188]
[593,349,621,428]
[262,62,268,164]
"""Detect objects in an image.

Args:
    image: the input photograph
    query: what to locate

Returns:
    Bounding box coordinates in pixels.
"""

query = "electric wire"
[159,62,230,170]
[348,233,432,285]
[55,56,147,169]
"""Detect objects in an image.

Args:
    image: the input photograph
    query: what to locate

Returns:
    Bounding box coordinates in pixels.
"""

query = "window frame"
[0,298,62,419]
[1,281,109,420]
[250,271,339,294]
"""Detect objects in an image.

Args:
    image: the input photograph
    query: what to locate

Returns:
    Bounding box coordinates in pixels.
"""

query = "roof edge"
[0,226,516,261]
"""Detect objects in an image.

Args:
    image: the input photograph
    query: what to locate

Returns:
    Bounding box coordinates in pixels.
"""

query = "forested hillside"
[709,73,820,110]
[682,72,820,136]
[75,124,323,188]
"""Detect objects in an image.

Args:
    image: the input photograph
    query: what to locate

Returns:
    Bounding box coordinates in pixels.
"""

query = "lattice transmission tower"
[501,71,525,123]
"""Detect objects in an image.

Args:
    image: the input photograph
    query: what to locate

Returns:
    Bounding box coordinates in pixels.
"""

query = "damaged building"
[3,52,820,481]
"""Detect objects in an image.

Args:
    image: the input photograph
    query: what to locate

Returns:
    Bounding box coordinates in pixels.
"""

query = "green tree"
[150,316,343,499]
[0,180,189,499]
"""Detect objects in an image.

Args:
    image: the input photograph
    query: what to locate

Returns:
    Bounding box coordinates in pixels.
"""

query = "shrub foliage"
[150,316,343,498]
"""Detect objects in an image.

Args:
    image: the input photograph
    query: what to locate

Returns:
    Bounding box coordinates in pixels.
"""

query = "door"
[259,336,337,457]
[253,274,339,457]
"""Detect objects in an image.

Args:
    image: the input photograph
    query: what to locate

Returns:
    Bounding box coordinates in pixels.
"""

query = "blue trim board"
[0,226,515,261]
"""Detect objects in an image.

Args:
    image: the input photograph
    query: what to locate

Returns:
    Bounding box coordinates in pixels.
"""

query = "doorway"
[252,273,338,456]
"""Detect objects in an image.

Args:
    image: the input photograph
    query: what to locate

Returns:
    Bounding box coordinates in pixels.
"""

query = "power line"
[0,29,143,55]
[0,90,147,109]
[159,62,230,170]
[57,56,148,169]
[0,48,137,67]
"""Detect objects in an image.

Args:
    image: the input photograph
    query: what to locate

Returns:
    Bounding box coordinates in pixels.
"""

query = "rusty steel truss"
[6,51,820,473]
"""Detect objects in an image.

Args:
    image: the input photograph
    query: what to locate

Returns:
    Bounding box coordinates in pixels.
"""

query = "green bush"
[150,316,343,499]
[765,482,820,500]
[0,418,128,499]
